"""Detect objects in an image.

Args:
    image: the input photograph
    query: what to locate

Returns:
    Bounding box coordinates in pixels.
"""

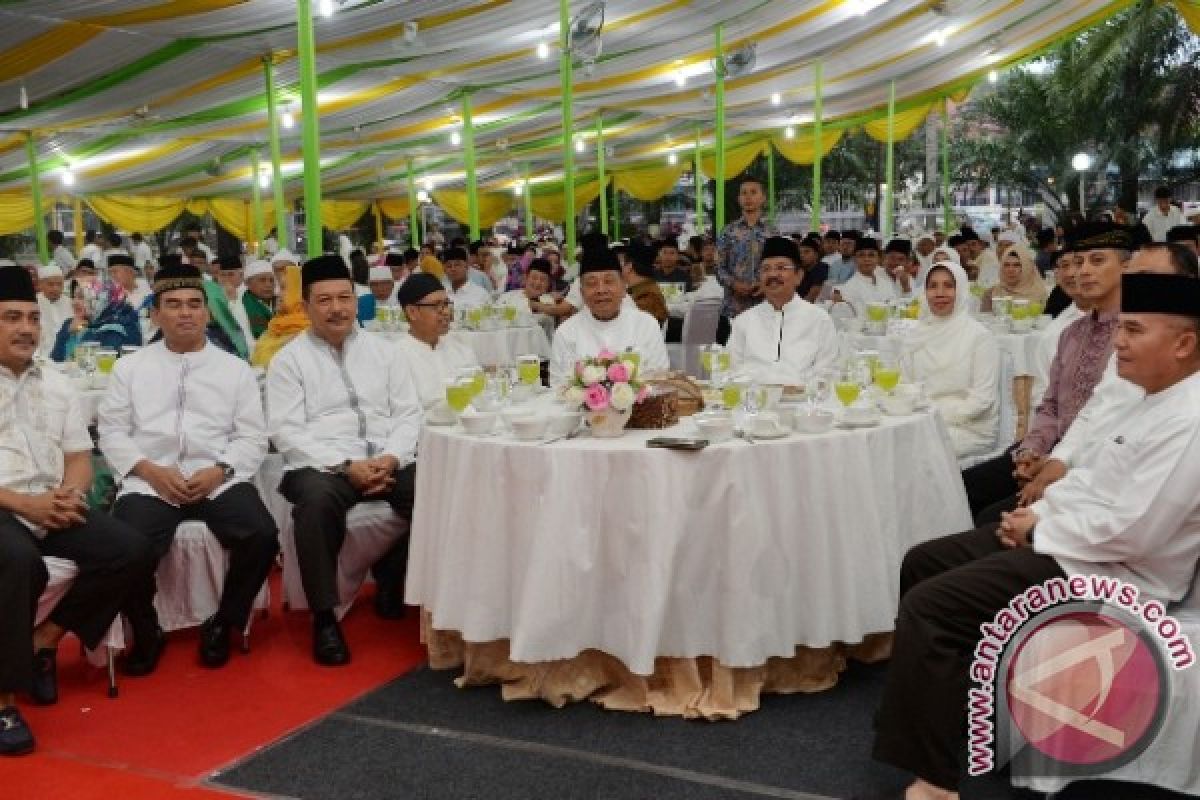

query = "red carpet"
[11,574,426,798]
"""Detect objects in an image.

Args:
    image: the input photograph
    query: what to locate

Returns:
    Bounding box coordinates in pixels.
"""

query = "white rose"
[563,386,585,407]
[581,365,606,385]
[610,382,635,411]
[620,359,639,379]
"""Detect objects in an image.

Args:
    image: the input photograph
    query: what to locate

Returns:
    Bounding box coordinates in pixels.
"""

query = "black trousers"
[0,509,153,693]
[961,444,1020,525]
[114,482,279,632]
[279,465,415,613]
[872,525,1065,791]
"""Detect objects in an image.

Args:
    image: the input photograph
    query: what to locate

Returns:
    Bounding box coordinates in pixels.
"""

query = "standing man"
[129,233,155,273]
[78,231,104,271]
[0,265,151,755]
[47,231,75,274]
[1143,186,1186,242]
[99,263,278,673]
[267,256,423,664]
[715,176,778,344]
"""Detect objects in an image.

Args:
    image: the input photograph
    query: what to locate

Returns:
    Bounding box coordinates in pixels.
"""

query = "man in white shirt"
[1143,186,1187,242]
[108,253,150,311]
[728,237,838,386]
[549,245,669,386]
[78,230,104,272]
[442,246,490,311]
[36,265,73,359]
[874,269,1200,799]
[183,225,216,263]
[0,265,151,756]
[98,263,277,674]
[393,273,478,408]
[496,259,557,316]
[267,256,423,665]
[831,237,897,316]
[47,231,75,274]
[967,229,1000,287]
[129,233,154,272]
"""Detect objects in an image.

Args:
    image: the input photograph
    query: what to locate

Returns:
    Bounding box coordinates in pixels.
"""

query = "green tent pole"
[406,158,420,248]
[25,132,48,263]
[884,79,895,240]
[462,93,480,241]
[262,55,290,248]
[296,0,322,257]
[559,0,576,266]
[767,144,776,227]
[694,127,703,235]
[613,186,621,240]
[250,148,265,254]
[811,60,824,232]
[941,101,953,231]
[714,23,726,231]
[522,163,534,239]
[596,115,608,237]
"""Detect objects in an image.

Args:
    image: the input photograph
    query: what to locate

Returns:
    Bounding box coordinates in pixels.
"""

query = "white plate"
[426,415,457,427]
[735,427,791,440]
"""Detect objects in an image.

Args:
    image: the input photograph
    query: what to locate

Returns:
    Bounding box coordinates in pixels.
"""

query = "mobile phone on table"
[646,437,708,450]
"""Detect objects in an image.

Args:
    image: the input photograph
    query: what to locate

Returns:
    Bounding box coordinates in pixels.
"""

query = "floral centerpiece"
[563,349,649,437]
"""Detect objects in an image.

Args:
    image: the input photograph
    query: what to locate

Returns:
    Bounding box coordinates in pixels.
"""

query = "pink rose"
[607,362,630,383]
[584,384,610,411]
[596,348,616,361]
[636,386,650,403]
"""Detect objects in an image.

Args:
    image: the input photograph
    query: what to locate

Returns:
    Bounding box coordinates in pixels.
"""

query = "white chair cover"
[958,348,1014,470]
[38,556,124,667]
[668,298,722,376]
[153,521,270,632]
[279,502,409,620]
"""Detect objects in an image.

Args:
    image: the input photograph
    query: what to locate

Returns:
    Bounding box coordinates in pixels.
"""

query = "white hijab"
[908,260,974,355]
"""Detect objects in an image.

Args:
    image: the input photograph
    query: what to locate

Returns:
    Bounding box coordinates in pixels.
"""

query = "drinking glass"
[873,355,901,393]
[835,370,862,408]
[1028,299,1044,318]
[502,305,518,324]
[96,349,117,375]
[622,349,641,376]
[445,371,474,413]
[467,307,484,329]
[468,366,486,397]
[517,354,541,386]
[1010,299,1030,321]
[76,342,98,375]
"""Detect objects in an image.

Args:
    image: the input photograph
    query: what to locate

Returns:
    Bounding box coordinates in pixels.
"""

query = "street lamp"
[1071,152,1092,213]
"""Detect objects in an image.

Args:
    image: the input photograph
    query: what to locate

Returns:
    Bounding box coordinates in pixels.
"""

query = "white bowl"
[793,408,835,434]
[547,411,582,438]
[510,416,550,441]
[694,412,735,443]
[460,411,496,435]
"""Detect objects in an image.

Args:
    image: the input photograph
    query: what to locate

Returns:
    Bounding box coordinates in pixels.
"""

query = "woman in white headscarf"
[903,260,999,459]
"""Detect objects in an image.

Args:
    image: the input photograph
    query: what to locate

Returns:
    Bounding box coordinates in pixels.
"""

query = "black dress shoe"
[29,648,57,706]
[198,615,232,668]
[122,625,167,677]
[0,706,35,756]
[312,618,351,667]
[373,586,407,620]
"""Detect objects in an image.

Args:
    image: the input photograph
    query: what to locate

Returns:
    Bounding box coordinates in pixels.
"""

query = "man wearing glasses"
[394,273,479,409]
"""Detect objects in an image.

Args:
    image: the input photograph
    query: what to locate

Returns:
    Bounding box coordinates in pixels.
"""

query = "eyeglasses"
[413,300,454,311]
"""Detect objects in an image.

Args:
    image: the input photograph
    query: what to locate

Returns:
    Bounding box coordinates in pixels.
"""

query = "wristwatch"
[216,461,236,482]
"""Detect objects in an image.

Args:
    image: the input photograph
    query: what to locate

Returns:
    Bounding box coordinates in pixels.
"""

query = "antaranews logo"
[967,574,1195,779]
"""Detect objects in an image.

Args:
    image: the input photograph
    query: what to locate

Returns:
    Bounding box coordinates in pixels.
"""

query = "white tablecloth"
[408,408,972,676]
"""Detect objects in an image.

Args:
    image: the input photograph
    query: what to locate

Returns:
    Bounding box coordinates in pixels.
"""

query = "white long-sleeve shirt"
[98,341,267,502]
[267,329,422,471]
[37,293,73,359]
[1032,370,1200,603]
[1050,354,1143,469]
[394,332,479,409]
[1143,204,1187,242]
[550,306,669,386]
[446,280,491,311]
[1029,303,1087,405]
[834,269,898,316]
[728,295,839,385]
[52,245,76,273]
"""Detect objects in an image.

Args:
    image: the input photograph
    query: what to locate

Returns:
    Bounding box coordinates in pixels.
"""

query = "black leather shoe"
[29,649,57,706]
[373,585,407,620]
[312,618,350,667]
[122,625,167,677]
[0,706,34,756]
[198,616,232,668]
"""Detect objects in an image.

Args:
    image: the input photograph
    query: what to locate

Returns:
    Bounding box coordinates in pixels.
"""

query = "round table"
[407,402,972,718]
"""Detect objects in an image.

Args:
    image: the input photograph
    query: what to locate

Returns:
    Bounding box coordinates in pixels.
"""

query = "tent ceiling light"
[423,177,435,191]
[574,137,585,153]
[667,152,678,165]
[450,131,462,146]
[932,28,948,47]
[536,41,550,60]
[19,84,28,110]
[61,169,75,187]
[258,171,270,189]
[281,108,295,129]
[988,69,998,84]
[784,125,795,139]
[318,0,335,19]
[417,189,431,203]
[674,71,687,88]
[770,92,781,106]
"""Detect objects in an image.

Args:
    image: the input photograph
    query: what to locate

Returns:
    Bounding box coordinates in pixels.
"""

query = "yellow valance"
[771,129,844,166]
[376,197,413,221]
[431,190,513,228]
[528,178,606,223]
[863,103,935,143]
[612,163,686,202]
[320,199,370,231]
[85,195,188,234]
[700,139,769,180]
[0,193,54,237]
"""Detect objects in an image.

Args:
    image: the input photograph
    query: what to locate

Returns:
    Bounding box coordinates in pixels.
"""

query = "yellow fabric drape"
[529,179,605,223]
[199,198,277,240]
[85,195,187,233]
[430,191,512,228]
[700,139,769,180]
[771,129,845,166]
[320,199,370,231]
[613,164,686,202]
[863,103,935,142]
[1174,0,1200,34]
[376,197,412,221]
[0,193,53,236]
[184,199,209,216]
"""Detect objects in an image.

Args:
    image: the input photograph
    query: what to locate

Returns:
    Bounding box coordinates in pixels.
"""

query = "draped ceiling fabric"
[0,0,1133,226]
